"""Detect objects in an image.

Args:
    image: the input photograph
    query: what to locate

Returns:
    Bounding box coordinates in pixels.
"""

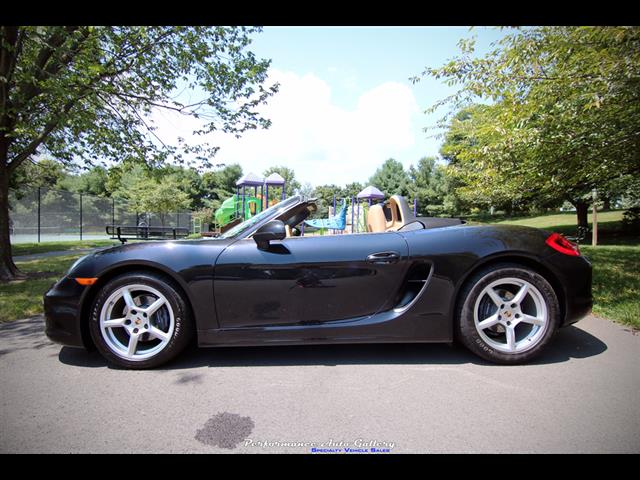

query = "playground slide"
[214,194,262,227]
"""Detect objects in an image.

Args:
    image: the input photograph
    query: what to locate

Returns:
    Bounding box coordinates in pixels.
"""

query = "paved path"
[1,315,639,453]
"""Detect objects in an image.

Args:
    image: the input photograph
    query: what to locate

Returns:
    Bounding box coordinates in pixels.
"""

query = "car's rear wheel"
[89,271,193,369]
[457,263,560,364]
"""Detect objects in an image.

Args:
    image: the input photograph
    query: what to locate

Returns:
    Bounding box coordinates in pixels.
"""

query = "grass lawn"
[12,239,119,256]
[581,245,640,329]
[0,254,84,323]
[493,209,623,228]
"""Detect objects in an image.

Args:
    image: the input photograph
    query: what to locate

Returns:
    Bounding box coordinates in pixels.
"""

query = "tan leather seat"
[367,204,387,233]
[385,196,402,231]
[385,195,415,231]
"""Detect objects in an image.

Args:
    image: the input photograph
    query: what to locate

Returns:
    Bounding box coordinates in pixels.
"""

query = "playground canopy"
[357,186,385,200]
[264,172,285,185]
[236,172,264,187]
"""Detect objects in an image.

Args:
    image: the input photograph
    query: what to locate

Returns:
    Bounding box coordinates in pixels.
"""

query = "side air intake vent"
[393,261,432,311]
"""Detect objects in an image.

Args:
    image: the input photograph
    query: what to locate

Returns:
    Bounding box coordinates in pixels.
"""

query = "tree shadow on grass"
[58,323,607,370]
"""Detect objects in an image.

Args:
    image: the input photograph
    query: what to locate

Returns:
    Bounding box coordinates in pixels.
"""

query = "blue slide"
[304,200,348,230]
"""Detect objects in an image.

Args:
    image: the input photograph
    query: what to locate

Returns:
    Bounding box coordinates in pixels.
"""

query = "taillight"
[545,232,580,256]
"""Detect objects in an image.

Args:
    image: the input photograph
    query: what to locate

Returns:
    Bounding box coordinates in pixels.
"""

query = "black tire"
[456,263,560,364]
[89,271,194,369]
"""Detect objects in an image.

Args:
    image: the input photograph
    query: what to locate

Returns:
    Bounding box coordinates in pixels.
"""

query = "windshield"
[220,196,301,239]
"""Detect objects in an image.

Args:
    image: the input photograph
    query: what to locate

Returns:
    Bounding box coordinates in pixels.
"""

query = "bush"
[423,204,446,217]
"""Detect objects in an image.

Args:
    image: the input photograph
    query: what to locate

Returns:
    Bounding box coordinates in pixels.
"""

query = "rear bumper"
[43,276,87,348]
[545,252,593,327]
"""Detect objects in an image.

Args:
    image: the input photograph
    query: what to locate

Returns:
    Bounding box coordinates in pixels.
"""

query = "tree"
[201,163,243,211]
[151,164,205,209]
[9,157,69,194]
[127,176,191,227]
[58,165,110,197]
[341,182,364,199]
[297,182,315,199]
[438,105,533,215]
[1,26,278,280]
[414,26,640,228]
[311,184,341,217]
[408,157,438,210]
[368,158,410,197]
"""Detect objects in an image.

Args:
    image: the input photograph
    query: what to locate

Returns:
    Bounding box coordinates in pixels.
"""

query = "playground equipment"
[353,186,385,233]
[213,171,289,230]
[214,194,262,227]
[264,172,286,208]
[235,172,264,221]
[192,217,202,235]
[304,199,348,232]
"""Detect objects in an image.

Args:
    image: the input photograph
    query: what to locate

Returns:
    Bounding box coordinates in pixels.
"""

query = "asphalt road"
[1,314,639,453]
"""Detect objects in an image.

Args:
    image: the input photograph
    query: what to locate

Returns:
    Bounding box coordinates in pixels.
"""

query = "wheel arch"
[78,262,197,351]
[452,253,567,330]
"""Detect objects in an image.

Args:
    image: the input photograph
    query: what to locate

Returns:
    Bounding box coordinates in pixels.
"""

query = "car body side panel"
[197,262,455,346]
[213,232,410,328]
[198,225,566,346]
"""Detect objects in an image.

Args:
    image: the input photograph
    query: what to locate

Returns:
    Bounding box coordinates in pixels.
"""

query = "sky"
[153,27,514,188]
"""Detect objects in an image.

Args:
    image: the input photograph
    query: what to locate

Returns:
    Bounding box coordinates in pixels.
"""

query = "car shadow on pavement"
[57,324,607,370]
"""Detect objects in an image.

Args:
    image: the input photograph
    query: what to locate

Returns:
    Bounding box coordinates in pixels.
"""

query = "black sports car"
[44,195,592,369]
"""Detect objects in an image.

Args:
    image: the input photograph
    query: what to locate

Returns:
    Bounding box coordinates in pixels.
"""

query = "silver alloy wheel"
[99,284,175,361]
[473,277,549,354]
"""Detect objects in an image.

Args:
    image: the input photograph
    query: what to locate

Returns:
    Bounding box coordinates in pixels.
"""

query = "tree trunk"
[575,200,589,229]
[0,158,23,282]
[603,197,611,211]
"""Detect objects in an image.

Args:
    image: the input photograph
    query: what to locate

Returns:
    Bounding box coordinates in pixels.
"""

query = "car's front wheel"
[457,263,560,364]
[89,271,193,369]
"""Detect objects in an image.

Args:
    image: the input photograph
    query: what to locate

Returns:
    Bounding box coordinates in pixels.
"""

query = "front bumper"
[44,276,88,348]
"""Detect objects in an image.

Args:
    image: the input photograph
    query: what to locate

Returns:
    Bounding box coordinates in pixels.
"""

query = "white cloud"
[151,68,420,187]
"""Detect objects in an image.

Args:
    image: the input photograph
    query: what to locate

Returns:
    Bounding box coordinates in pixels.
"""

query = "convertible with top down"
[44,195,592,369]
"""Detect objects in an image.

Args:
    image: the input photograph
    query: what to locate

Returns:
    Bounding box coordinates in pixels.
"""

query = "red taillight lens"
[545,232,580,256]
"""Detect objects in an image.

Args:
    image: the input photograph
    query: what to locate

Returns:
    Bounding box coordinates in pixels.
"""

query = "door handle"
[367,251,400,264]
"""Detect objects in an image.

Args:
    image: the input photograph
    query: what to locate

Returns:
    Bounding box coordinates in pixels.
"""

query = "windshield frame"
[219,195,303,240]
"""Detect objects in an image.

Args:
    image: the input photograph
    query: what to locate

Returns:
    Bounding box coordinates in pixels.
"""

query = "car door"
[213,232,410,328]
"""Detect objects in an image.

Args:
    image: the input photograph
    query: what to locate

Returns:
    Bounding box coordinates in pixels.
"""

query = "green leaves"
[419,27,640,218]
[1,26,279,173]
[368,158,411,197]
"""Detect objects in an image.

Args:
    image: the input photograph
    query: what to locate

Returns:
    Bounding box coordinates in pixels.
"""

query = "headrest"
[367,204,387,233]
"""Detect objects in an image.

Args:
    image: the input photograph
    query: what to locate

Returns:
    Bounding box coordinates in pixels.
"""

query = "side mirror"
[253,220,286,250]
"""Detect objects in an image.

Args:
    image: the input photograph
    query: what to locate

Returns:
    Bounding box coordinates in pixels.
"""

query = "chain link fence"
[9,187,192,243]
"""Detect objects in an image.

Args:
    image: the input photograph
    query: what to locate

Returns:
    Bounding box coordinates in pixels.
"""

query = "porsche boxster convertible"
[44,195,592,369]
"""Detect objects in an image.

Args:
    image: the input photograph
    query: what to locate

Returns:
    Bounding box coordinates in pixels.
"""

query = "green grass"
[476,209,637,246]
[581,245,640,329]
[11,239,119,256]
[0,254,84,322]
[494,210,623,228]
